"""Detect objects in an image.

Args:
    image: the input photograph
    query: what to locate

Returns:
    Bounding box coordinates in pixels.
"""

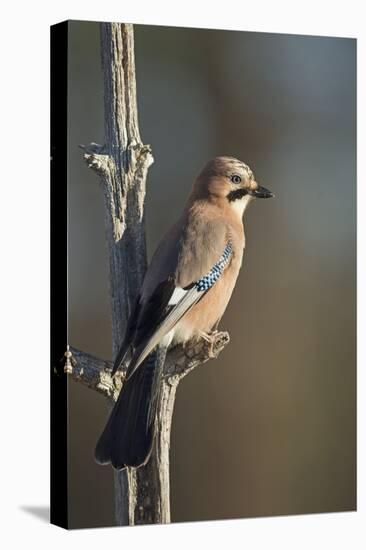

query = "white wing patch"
[168,287,188,305]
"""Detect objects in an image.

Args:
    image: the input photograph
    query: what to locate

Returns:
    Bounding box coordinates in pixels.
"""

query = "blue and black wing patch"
[191,242,233,292]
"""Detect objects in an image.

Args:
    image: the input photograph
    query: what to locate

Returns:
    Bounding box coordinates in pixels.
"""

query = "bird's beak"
[249,185,274,199]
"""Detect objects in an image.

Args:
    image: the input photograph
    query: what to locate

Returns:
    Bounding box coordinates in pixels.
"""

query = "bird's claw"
[200,330,219,358]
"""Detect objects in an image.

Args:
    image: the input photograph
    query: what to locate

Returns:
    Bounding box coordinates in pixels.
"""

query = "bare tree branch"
[68,347,118,401]
[80,22,152,526]
[68,330,230,401]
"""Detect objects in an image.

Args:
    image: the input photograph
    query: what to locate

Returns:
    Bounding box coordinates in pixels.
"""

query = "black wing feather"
[111,278,176,377]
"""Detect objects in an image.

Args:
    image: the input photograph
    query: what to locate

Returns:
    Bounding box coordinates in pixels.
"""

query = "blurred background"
[67,21,356,528]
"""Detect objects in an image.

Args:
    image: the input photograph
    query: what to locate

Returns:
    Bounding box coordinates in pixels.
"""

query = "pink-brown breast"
[173,243,244,343]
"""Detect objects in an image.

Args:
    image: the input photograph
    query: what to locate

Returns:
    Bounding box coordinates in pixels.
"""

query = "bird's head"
[193,156,274,216]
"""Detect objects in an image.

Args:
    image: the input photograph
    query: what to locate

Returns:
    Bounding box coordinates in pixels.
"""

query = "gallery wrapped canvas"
[51,20,356,529]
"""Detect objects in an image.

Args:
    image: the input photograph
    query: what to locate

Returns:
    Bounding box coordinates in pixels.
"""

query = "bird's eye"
[230,175,241,184]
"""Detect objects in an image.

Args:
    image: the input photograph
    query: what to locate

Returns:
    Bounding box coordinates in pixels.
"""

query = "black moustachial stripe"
[227,188,248,202]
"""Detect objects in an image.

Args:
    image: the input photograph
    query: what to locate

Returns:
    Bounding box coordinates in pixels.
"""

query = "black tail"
[95,346,167,469]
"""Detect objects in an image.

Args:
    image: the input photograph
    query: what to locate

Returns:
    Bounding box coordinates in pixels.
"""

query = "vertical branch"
[94,23,152,350]
[81,22,153,525]
[130,378,179,524]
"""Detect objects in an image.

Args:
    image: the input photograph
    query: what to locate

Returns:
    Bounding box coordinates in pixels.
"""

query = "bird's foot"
[199,330,219,358]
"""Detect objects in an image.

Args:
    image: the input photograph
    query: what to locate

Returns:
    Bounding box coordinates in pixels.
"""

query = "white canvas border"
[0,1,363,548]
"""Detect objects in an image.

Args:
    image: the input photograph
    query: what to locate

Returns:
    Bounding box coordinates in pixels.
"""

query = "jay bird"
[95,156,273,470]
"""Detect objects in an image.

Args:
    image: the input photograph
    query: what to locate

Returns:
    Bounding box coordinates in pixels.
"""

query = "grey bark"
[69,22,230,526]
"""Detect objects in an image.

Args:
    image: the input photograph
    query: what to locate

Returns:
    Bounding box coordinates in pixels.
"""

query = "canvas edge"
[50,20,69,530]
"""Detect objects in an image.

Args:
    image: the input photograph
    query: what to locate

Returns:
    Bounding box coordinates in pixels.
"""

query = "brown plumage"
[95,156,274,469]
